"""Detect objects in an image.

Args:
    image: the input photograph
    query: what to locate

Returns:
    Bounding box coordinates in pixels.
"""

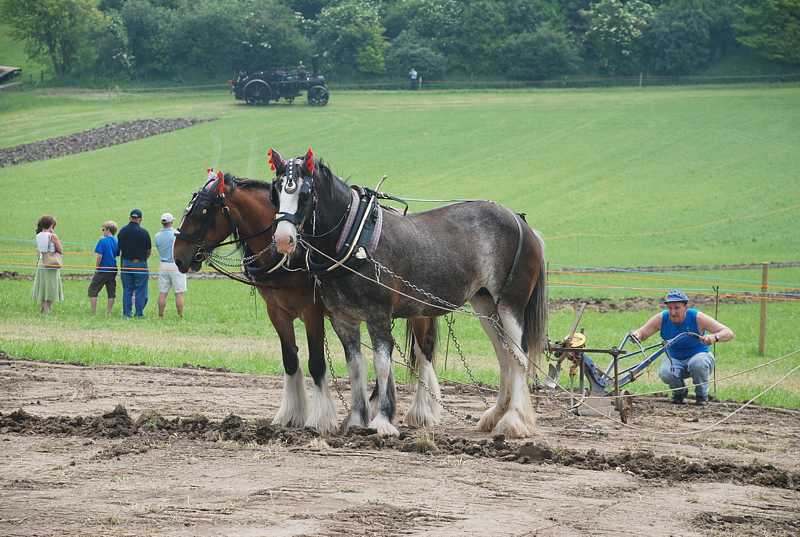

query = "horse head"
[270,147,317,255]
[173,169,240,273]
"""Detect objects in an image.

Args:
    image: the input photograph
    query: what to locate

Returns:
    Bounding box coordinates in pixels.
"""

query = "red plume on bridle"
[305,147,314,174]
[267,148,276,172]
[216,170,225,196]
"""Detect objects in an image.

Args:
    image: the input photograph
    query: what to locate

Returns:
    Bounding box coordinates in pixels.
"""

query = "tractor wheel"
[307,85,329,106]
[245,81,270,105]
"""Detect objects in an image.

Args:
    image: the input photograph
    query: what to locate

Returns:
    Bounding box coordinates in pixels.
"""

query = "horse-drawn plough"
[543,304,709,423]
[174,149,710,438]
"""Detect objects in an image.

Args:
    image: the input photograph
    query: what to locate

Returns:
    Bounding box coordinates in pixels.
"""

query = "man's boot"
[671,388,687,405]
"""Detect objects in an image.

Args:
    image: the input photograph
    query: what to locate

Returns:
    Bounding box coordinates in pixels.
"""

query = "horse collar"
[306,186,383,276]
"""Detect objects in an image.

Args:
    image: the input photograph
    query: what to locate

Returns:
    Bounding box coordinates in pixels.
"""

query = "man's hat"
[130,208,143,218]
[663,289,689,303]
[160,212,174,223]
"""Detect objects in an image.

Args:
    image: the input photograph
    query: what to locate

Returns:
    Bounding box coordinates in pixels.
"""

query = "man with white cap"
[154,212,187,318]
[631,289,734,406]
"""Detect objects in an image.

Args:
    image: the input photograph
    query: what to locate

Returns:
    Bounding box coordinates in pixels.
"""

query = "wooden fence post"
[759,262,768,356]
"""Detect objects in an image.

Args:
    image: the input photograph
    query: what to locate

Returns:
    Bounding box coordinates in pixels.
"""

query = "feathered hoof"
[476,404,502,432]
[340,412,367,433]
[404,406,441,428]
[306,413,338,436]
[368,415,400,437]
[491,409,534,439]
[271,411,306,429]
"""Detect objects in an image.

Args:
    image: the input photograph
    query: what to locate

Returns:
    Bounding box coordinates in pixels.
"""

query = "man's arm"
[145,232,152,260]
[95,253,102,268]
[696,312,734,345]
[632,313,662,342]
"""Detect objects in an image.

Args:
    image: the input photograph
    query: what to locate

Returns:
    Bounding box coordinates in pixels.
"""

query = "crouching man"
[631,289,734,406]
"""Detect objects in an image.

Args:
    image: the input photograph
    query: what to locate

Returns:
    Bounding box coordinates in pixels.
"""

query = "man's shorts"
[88,271,117,298]
[158,262,187,293]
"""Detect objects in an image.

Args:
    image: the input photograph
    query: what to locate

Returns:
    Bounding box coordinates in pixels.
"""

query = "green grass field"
[1,85,799,408]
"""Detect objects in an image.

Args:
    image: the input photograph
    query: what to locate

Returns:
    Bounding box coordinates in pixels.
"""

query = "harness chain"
[388,322,473,422]
[444,313,490,408]
[323,330,349,412]
[206,242,273,267]
[366,255,531,375]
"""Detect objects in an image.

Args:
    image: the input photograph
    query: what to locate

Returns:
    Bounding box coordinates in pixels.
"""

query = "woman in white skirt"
[33,215,64,313]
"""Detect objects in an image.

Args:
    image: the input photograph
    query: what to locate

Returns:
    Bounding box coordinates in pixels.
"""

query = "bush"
[385,31,447,79]
[642,1,713,75]
[499,25,581,81]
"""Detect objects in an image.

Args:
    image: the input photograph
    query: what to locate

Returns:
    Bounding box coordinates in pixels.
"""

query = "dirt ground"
[1,358,798,537]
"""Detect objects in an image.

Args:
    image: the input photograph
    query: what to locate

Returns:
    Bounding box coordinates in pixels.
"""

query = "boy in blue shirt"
[88,221,120,314]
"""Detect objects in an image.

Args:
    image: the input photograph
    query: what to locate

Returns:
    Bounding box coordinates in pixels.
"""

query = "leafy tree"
[642,0,713,74]
[736,0,800,64]
[170,0,246,76]
[287,0,336,20]
[0,0,104,77]
[92,10,133,78]
[446,0,507,75]
[120,0,178,78]
[237,0,312,72]
[501,0,568,34]
[499,23,581,80]
[385,30,446,78]
[314,1,388,76]
[581,0,655,73]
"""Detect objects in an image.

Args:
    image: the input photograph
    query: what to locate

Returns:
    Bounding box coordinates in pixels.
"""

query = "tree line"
[2,0,798,82]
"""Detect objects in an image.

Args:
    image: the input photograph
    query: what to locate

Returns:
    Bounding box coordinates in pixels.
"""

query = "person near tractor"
[408,67,418,90]
[630,289,734,406]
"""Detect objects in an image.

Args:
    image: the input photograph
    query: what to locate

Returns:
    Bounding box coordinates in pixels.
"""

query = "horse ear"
[302,147,314,175]
[267,148,286,176]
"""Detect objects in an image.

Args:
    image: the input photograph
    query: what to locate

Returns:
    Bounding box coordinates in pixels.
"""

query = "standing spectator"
[88,221,119,314]
[155,212,187,318]
[32,215,64,313]
[408,67,418,90]
[117,209,151,318]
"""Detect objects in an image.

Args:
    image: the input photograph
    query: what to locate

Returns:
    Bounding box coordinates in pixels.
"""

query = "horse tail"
[523,228,548,377]
[405,317,439,370]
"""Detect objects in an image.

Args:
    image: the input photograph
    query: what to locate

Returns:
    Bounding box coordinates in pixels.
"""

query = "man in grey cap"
[631,289,734,406]
[117,209,151,318]
[155,212,187,318]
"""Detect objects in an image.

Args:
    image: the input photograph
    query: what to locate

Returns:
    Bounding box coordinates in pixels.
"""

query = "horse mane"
[232,176,271,191]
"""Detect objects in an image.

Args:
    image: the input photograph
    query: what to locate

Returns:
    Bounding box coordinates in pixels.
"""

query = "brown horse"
[173,170,443,434]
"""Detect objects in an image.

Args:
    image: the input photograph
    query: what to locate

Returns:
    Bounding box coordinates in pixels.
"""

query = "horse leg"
[302,303,337,435]
[405,317,441,428]
[265,301,307,428]
[366,320,399,437]
[329,315,370,431]
[490,305,536,438]
[470,294,511,433]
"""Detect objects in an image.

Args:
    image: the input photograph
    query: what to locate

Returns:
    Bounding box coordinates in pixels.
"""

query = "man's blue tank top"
[660,308,709,360]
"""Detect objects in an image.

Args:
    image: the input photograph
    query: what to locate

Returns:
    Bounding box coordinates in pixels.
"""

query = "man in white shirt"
[154,213,187,318]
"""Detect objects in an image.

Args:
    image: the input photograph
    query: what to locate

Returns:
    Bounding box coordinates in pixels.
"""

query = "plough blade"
[543,364,561,389]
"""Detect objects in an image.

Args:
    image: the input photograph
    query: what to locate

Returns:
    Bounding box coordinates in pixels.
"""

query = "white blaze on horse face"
[274,177,302,254]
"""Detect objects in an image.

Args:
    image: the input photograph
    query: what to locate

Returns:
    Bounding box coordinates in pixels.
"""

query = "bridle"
[271,157,355,242]
[271,157,316,229]
[178,173,249,261]
[177,171,286,283]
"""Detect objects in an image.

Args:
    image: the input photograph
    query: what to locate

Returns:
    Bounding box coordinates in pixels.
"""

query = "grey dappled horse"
[270,149,547,438]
